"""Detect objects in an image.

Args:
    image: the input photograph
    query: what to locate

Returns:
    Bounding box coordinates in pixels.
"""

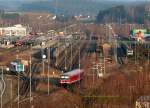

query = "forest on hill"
[96,4,150,24]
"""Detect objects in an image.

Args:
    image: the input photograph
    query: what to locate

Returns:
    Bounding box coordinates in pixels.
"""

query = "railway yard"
[0,22,150,108]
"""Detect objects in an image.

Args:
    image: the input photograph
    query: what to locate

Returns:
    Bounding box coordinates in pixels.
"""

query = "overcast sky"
[0,0,149,1]
[0,0,149,3]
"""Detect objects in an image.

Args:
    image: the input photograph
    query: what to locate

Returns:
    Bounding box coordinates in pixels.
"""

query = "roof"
[136,96,150,102]
[63,69,84,76]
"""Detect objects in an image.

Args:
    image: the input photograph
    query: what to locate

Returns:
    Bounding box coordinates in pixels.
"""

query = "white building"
[0,24,28,37]
[136,96,150,108]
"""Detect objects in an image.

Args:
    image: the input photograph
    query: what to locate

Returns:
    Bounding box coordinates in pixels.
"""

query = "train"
[9,59,28,73]
[60,69,84,84]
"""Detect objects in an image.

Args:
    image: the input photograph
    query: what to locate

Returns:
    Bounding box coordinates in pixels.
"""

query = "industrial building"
[0,24,28,37]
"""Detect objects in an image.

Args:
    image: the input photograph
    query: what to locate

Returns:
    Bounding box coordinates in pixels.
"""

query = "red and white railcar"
[60,69,84,84]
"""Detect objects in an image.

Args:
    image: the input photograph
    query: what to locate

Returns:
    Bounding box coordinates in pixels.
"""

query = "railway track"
[54,40,80,70]
[19,62,41,97]
[67,41,87,70]
[0,46,30,66]
[56,40,85,71]
[59,44,94,92]
[54,39,92,72]
[17,40,98,99]
[0,46,29,55]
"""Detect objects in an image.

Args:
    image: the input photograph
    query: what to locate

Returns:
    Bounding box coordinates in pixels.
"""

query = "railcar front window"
[61,75,69,79]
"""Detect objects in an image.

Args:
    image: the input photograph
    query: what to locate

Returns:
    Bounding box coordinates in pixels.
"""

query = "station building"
[0,24,28,37]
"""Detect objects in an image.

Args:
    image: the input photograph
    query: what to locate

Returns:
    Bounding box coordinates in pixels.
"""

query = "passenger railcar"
[60,69,84,84]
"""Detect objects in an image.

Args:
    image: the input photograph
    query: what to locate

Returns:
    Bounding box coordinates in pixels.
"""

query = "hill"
[19,0,126,16]
[96,4,150,24]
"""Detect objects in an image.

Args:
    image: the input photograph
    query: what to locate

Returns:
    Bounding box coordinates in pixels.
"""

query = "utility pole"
[78,44,81,88]
[55,44,58,67]
[41,44,46,75]
[148,44,150,65]
[0,67,6,108]
[47,47,50,95]
[29,44,32,108]
[64,40,67,71]
[108,24,118,65]
[17,72,20,108]
[99,52,105,76]
[91,62,98,87]
[135,41,137,64]
[70,42,73,71]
